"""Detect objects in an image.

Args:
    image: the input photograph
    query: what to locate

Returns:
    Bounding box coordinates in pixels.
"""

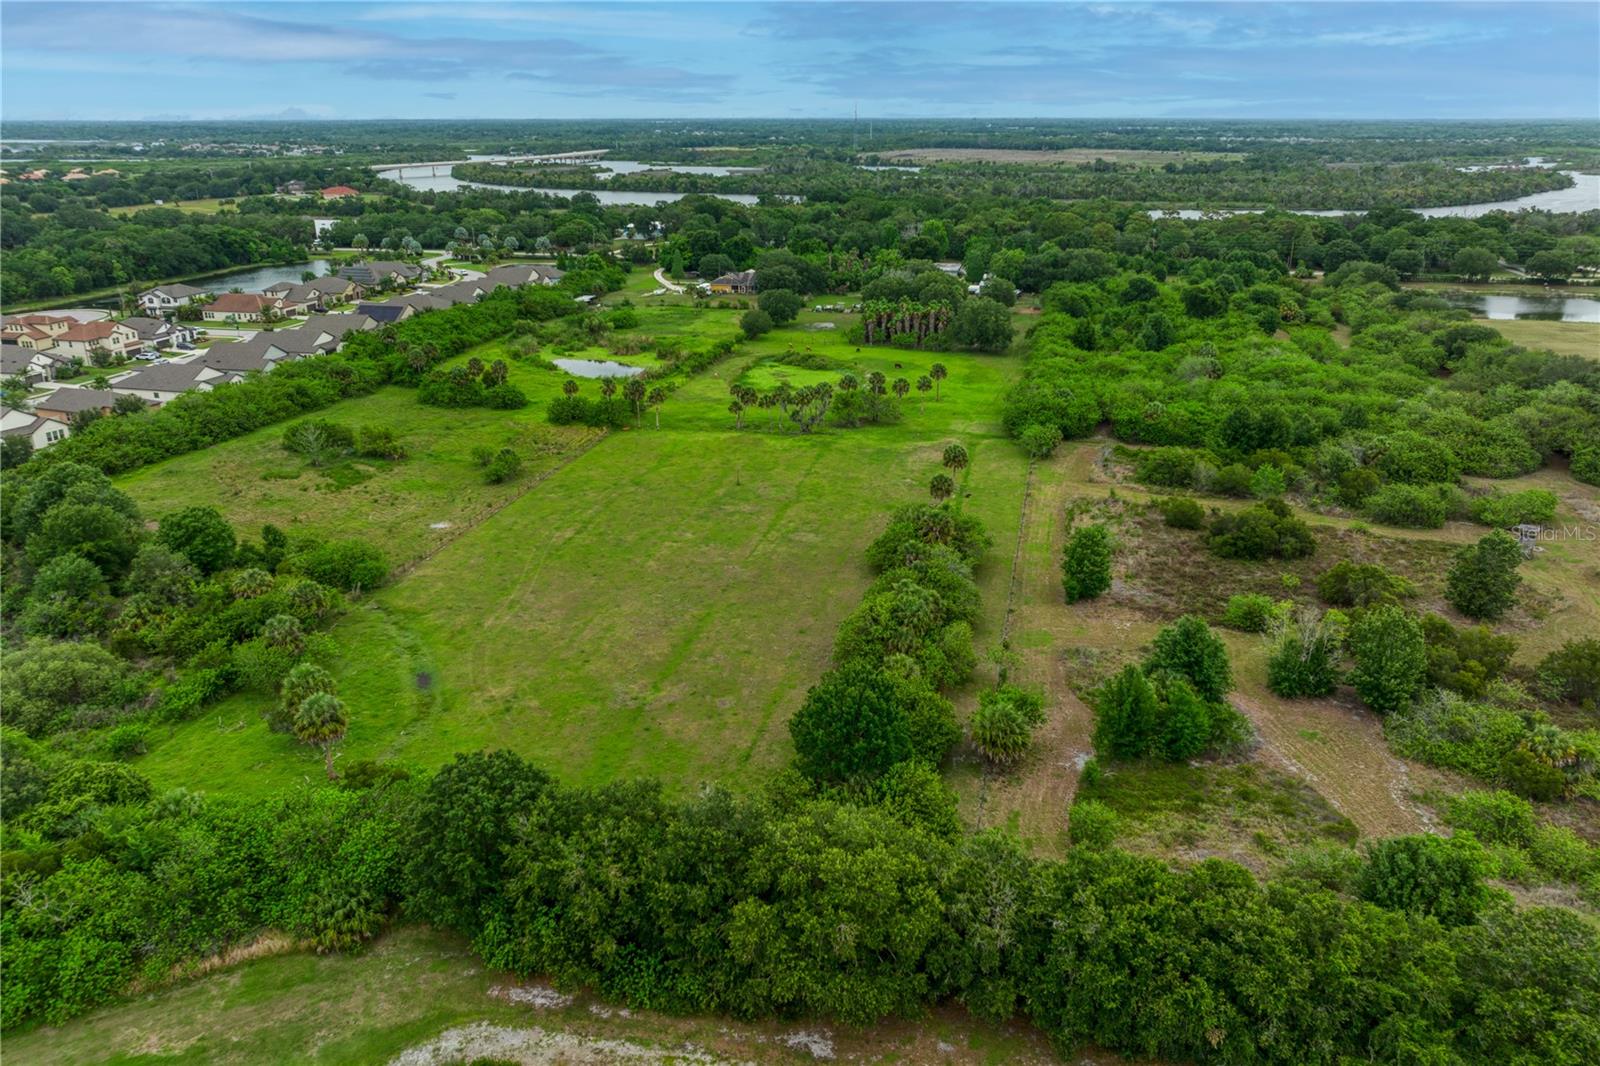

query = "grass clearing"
[1473,316,1600,359]
[132,323,1028,798]
[2,925,1099,1066]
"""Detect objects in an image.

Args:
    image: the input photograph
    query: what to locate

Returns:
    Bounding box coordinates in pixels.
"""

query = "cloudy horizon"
[1,1,1597,122]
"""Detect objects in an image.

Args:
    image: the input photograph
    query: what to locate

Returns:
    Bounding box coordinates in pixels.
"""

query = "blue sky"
[2,1,1596,121]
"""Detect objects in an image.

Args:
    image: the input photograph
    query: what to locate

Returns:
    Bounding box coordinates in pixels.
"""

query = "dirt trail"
[1230,684,1431,839]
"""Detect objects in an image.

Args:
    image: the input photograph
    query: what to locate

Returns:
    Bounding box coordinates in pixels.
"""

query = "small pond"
[1441,292,1600,322]
[552,357,647,378]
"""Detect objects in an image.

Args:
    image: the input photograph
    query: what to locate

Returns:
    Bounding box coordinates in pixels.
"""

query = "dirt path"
[1229,679,1432,839]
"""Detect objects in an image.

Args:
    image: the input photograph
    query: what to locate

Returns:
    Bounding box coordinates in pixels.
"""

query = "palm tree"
[930,473,956,502]
[600,377,618,402]
[729,398,745,429]
[263,613,306,656]
[624,377,647,426]
[917,375,933,399]
[648,386,667,428]
[293,692,348,780]
[942,443,969,472]
[892,377,910,400]
[930,363,948,401]
[867,370,887,395]
[562,378,580,397]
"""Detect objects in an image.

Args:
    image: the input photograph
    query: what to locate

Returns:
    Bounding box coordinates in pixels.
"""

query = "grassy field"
[3,926,1091,1066]
[129,312,1028,797]
[1475,316,1600,358]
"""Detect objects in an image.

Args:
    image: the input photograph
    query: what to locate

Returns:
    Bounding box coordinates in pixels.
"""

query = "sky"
[1,1,1597,121]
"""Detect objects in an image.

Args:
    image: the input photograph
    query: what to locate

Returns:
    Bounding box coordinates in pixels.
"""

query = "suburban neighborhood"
[0,254,566,456]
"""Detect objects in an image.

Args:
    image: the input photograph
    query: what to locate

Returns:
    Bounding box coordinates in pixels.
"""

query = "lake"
[551,357,647,378]
[386,157,764,203]
[1441,292,1600,322]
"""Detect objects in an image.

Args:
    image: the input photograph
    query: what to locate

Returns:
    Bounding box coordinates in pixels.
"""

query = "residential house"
[1,343,72,384]
[32,388,120,423]
[2,314,76,345]
[483,263,565,289]
[119,316,197,351]
[262,282,329,312]
[48,321,143,360]
[708,269,756,294]
[298,313,377,344]
[201,293,288,323]
[389,292,450,314]
[137,283,210,314]
[339,260,423,287]
[427,280,485,307]
[108,362,241,405]
[276,180,307,195]
[356,301,415,324]
[320,185,360,199]
[307,276,364,304]
[194,341,279,376]
[256,326,340,358]
[0,407,71,450]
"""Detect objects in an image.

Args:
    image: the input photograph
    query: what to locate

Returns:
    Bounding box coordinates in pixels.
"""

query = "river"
[386,156,765,203]
[1148,172,1600,220]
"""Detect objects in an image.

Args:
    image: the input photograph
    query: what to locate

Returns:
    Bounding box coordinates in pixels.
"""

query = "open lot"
[1475,316,1600,359]
[131,318,1028,797]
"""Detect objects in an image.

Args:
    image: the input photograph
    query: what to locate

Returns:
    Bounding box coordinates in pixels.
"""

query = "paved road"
[653,268,685,293]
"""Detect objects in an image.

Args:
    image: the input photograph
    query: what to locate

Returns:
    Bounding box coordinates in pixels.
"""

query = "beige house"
[1,406,72,449]
[48,321,142,359]
[201,293,289,323]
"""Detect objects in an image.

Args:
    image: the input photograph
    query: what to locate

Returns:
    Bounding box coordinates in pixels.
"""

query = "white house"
[137,283,210,314]
[1,406,71,449]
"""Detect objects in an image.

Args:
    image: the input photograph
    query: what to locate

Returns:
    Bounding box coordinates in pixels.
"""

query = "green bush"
[1207,499,1315,560]
[1348,605,1426,714]
[1445,531,1522,621]
[1537,638,1600,706]
[1443,790,1536,848]
[1145,615,1232,701]
[1357,833,1490,927]
[1220,593,1279,632]
[1061,524,1112,603]
[1364,483,1448,529]
[970,684,1046,765]
[1019,422,1063,459]
[1159,496,1205,529]
[1316,560,1413,607]
[484,448,522,484]
[1470,489,1557,528]
[1500,747,1565,802]
[1068,799,1119,849]
[284,539,387,592]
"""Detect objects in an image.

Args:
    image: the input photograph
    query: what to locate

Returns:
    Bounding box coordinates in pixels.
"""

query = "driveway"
[653,268,685,293]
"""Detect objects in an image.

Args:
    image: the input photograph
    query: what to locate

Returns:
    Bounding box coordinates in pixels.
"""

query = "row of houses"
[2,261,568,452]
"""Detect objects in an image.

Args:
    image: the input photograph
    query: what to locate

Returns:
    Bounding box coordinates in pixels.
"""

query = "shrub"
[1019,423,1063,459]
[1364,484,1448,529]
[1061,524,1112,603]
[1249,464,1287,499]
[1357,833,1490,927]
[354,424,407,460]
[1210,463,1255,497]
[1145,615,1232,701]
[1349,605,1426,714]
[1136,447,1209,488]
[1068,799,1119,849]
[1267,612,1341,699]
[1470,489,1557,528]
[1537,638,1600,706]
[1445,531,1522,621]
[866,504,991,571]
[872,761,960,838]
[0,640,131,737]
[1206,499,1315,560]
[970,685,1047,765]
[483,383,529,409]
[1499,747,1565,801]
[740,308,773,339]
[1375,431,1460,486]
[1160,496,1205,529]
[1220,593,1279,632]
[1316,560,1413,607]
[285,539,387,592]
[1093,664,1160,759]
[1423,614,1517,698]
[484,448,522,484]
[1385,688,1527,779]
[1572,443,1600,486]
[1443,790,1536,848]
[282,419,354,461]
[1337,467,1380,506]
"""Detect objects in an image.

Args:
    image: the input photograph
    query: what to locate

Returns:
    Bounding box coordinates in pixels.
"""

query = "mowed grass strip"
[134,326,1027,798]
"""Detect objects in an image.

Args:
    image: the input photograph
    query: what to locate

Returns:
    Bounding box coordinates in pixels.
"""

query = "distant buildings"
[708,269,756,294]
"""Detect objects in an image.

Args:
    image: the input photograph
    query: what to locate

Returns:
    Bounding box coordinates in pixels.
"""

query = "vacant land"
[133,319,1028,797]
[1475,316,1600,358]
[875,147,1242,166]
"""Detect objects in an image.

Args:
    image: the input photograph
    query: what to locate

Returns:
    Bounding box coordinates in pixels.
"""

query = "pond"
[551,357,647,378]
[1439,292,1600,322]
[79,259,334,309]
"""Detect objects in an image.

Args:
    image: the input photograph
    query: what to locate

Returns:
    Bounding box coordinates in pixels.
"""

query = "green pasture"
[130,315,1028,797]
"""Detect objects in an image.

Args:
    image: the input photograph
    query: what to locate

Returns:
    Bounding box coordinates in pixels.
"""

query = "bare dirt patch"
[387,1022,740,1066]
